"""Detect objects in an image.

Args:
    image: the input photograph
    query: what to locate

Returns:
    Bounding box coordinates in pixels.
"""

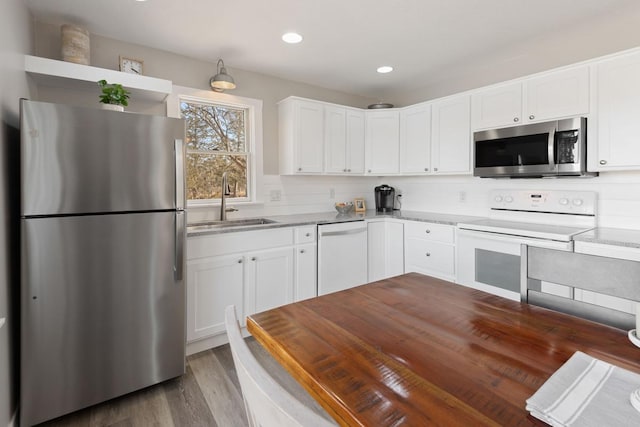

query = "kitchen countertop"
[187,210,486,237]
[574,227,640,249]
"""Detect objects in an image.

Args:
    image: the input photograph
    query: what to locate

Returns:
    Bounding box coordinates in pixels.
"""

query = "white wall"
[0,1,34,425]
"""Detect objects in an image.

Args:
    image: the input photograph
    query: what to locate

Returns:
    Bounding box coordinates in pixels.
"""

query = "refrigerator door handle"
[175,211,185,281]
[175,139,185,210]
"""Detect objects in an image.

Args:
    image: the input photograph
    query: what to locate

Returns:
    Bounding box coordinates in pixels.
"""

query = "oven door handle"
[457,228,573,251]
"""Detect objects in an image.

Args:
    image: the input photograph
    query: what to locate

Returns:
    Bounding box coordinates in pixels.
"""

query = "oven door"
[456,229,573,301]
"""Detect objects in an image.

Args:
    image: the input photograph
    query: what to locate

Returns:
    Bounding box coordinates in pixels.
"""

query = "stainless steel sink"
[188,218,278,231]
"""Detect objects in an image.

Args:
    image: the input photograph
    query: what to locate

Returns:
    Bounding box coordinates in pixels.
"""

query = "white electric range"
[456,189,596,301]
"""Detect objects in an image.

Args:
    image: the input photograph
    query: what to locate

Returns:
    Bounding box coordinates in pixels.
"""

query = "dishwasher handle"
[319,227,367,237]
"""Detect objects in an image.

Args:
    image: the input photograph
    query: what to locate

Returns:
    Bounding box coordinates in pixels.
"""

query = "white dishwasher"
[318,221,368,295]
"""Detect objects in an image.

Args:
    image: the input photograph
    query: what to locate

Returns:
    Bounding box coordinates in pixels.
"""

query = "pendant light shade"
[210,58,236,92]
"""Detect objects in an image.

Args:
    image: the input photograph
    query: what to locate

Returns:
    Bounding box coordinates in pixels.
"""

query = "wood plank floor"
[37,338,330,427]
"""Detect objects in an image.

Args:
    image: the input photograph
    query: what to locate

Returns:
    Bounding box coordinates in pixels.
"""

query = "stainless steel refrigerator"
[19,100,186,426]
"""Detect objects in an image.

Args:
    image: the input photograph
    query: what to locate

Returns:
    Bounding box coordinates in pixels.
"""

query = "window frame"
[167,85,263,207]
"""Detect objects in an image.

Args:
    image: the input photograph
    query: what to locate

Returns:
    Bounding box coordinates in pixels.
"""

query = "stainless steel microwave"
[474,117,596,178]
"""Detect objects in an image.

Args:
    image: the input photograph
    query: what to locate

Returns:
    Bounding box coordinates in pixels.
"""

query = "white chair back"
[224,305,337,427]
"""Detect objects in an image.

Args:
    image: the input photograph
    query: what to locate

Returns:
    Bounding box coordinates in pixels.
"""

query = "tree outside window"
[180,100,249,201]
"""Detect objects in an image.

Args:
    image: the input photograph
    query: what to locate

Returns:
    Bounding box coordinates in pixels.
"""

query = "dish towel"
[526,351,640,426]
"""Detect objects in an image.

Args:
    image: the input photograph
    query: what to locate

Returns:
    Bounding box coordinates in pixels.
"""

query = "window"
[181,100,249,200]
[167,85,263,205]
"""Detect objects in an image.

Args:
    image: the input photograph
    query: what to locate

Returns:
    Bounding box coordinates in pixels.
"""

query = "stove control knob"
[504,196,514,203]
[572,199,584,206]
[559,198,569,205]
[494,195,503,203]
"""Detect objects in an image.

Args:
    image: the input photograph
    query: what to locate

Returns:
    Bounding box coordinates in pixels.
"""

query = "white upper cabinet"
[400,103,432,174]
[524,66,589,123]
[346,109,366,174]
[592,50,640,171]
[471,66,589,130]
[324,106,365,174]
[279,97,324,174]
[365,110,400,174]
[431,95,471,174]
[471,82,522,129]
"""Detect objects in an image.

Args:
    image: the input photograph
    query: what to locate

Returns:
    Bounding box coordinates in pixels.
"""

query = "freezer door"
[21,211,186,426]
[21,100,185,216]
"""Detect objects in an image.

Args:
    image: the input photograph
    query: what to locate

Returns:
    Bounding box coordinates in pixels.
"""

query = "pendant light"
[210,59,236,92]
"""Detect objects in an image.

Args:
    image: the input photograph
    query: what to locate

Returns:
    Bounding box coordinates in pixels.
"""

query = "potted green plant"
[97,79,130,111]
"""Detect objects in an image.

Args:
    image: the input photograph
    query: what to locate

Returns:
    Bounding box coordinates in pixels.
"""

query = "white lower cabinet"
[367,220,404,282]
[245,247,295,315]
[295,243,317,301]
[404,221,456,281]
[186,226,316,353]
[187,254,245,343]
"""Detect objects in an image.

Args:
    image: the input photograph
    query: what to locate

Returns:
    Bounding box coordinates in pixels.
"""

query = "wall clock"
[119,56,144,75]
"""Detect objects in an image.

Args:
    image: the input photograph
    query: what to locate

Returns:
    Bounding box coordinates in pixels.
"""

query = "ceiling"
[25,0,640,99]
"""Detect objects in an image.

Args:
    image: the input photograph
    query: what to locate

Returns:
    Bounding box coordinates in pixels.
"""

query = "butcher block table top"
[247,273,640,426]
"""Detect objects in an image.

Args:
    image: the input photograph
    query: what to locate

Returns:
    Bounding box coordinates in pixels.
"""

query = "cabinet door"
[186,254,245,342]
[324,105,347,173]
[400,104,432,174]
[365,110,400,174]
[471,82,522,130]
[431,95,471,174]
[245,247,295,316]
[524,66,589,123]
[594,51,640,170]
[295,100,324,173]
[295,243,317,301]
[368,221,404,282]
[367,221,387,282]
[346,109,365,174]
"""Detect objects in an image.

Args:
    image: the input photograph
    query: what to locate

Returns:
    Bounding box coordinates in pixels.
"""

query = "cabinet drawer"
[295,226,317,244]
[405,221,454,244]
[405,239,454,276]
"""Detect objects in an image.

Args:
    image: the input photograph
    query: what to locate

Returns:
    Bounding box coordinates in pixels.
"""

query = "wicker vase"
[61,24,90,65]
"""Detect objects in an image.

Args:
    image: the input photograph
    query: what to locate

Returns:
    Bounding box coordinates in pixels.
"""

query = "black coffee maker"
[375,184,395,212]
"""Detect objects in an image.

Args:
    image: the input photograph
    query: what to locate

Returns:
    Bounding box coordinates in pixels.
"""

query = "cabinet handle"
[251,257,257,261]
[424,167,429,172]
[513,117,519,122]
[425,229,431,234]
[300,249,305,254]
[343,168,347,172]
[305,233,311,237]
[237,259,243,264]
[347,169,351,172]
[434,168,438,172]
[368,169,372,173]
[599,160,607,165]
[298,167,302,171]
[529,114,535,120]
[425,253,431,257]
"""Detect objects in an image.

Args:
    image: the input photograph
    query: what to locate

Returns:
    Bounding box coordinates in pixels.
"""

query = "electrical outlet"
[329,188,335,199]
[270,190,281,202]
[459,191,467,203]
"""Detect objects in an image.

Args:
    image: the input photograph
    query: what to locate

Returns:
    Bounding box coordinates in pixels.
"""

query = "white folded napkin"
[526,351,640,426]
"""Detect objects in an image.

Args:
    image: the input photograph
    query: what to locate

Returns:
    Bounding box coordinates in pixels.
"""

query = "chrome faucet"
[220,171,238,221]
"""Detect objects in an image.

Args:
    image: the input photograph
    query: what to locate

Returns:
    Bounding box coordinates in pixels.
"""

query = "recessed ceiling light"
[282,32,303,44]
[377,66,393,74]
